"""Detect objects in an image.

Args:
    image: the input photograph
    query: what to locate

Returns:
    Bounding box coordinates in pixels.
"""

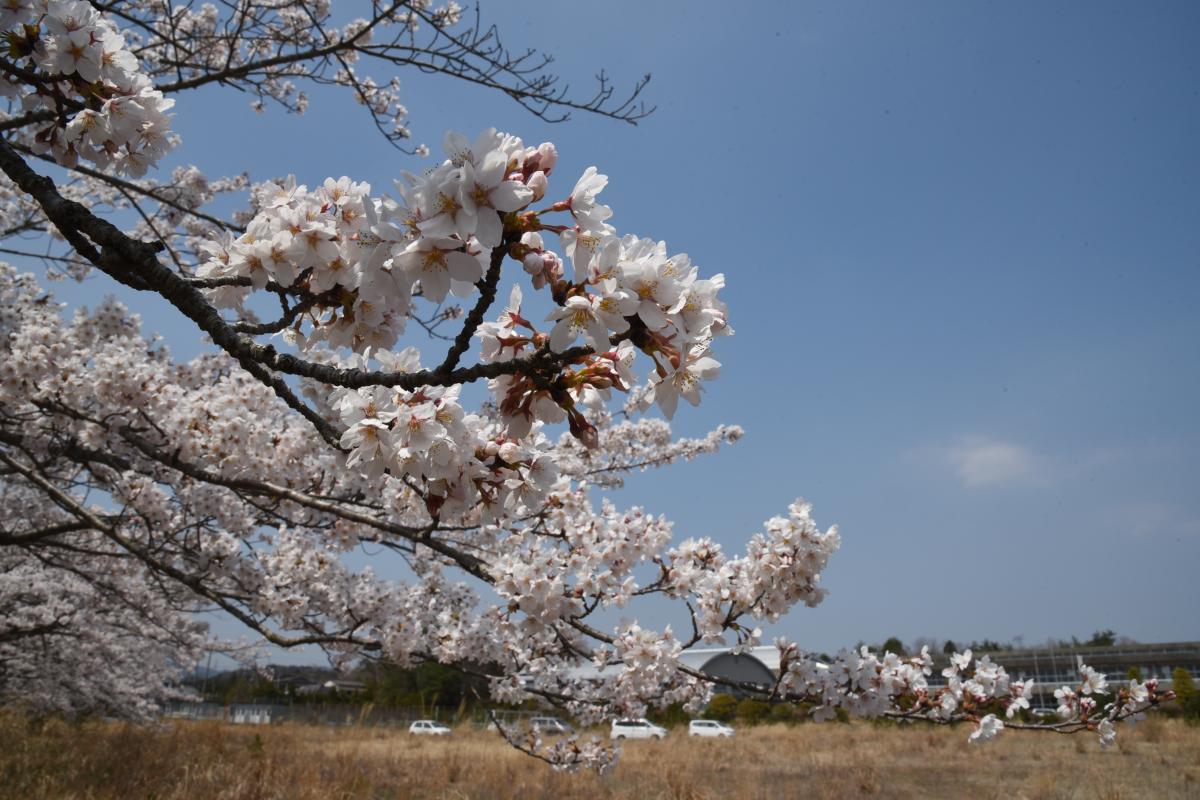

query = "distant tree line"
[190,660,494,712]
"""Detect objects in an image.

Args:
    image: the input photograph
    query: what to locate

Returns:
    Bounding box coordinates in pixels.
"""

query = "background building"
[929,640,1200,709]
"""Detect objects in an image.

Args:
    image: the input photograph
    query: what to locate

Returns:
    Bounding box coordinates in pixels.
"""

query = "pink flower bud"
[523,252,544,275]
[537,142,558,173]
[543,251,563,279]
[527,170,548,201]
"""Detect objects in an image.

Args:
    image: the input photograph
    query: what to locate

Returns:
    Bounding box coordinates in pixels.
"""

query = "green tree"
[881,636,906,655]
[1172,668,1195,700]
[1172,668,1200,721]
[359,660,493,711]
[735,698,771,725]
[769,703,799,725]
[969,639,1009,652]
[942,640,958,655]
[703,694,738,722]
[648,702,690,728]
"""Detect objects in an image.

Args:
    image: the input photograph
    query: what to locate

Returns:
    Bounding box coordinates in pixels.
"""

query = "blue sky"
[44,1,1200,656]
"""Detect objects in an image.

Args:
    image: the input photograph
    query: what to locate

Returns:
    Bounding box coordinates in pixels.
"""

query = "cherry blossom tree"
[0,0,1171,769]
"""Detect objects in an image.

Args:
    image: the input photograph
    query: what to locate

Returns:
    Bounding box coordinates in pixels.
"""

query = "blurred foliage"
[735,698,771,725]
[702,694,738,722]
[769,703,799,725]
[648,702,690,728]
[194,660,492,710]
[1073,630,1118,647]
[1172,668,1200,722]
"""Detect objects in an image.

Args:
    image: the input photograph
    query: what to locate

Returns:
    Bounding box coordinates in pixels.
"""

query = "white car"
[610,718,667,740]
[530,716,574,735]
[688,720,734,738]
[408,720,451,736]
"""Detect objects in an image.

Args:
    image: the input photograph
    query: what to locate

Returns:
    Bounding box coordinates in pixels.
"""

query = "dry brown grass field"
[2,712,1198,799]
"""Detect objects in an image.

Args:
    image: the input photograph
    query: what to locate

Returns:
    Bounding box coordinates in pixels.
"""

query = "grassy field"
[2,712,1198,799]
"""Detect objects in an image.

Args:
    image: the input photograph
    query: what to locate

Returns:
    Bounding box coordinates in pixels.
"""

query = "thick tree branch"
[0,519,92,546]
[0,139,593,401]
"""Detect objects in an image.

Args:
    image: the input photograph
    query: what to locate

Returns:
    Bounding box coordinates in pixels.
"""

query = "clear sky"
[46,1,1200,657]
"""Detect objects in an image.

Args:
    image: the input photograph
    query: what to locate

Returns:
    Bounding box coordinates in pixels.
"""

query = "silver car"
[408,719,451,736]
[688,719,734,738]
[610,718,667,740]
[530,716,574,735]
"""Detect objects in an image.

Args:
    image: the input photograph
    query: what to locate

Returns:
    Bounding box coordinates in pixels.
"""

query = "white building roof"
[676,646,782,673]
[554,645,784,683]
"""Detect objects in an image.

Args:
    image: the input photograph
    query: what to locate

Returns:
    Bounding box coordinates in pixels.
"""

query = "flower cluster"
[2,0,175,176]
[481,169,733,423]
[329,350,561,522]
[0,472,207,718]
[554,417,744,489]
[197,129,551,352]
[662,500,840,643]
[765,640,1171,748]
[207,130,734,507]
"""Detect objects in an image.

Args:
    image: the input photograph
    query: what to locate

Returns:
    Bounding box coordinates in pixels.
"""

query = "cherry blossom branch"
[1,408,490,581]
[231,293,322,335]
[1,139,594,403]
[0,519,92,546]
[0,451,333,644]
[16,145,246,234]
[0,448,382,651]
[436,241,506,374]
[0,110,58,133]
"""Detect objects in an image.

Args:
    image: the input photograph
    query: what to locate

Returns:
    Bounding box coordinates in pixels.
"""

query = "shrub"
[703,694,738,722]
[735,698,771,726]
[769,703,799,725]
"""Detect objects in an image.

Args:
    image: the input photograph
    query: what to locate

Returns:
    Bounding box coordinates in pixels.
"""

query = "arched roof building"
[676,646,781,696]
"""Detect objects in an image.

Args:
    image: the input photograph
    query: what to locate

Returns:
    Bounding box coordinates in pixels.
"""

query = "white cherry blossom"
[395,236,483,302]
[646,345,722,419]
[568,166,614,232]
[969,714,1005,744]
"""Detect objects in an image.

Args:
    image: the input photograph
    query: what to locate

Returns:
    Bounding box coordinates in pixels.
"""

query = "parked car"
[610,718,667,740]
[408,720,452,736]
[688,720,735,738]
[530,716,574,736]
